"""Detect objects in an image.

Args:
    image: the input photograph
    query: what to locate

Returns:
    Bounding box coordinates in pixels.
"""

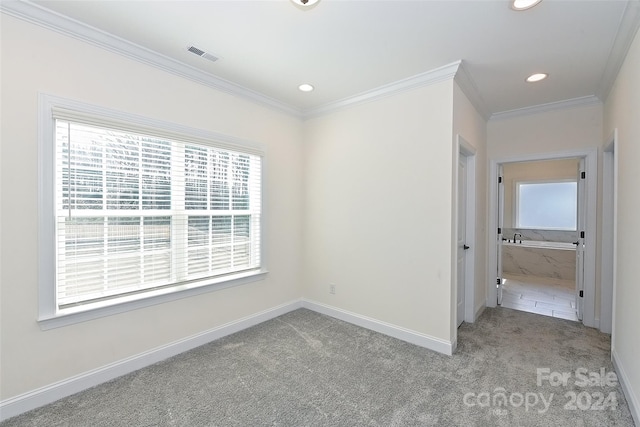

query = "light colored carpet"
[1,307,634,426]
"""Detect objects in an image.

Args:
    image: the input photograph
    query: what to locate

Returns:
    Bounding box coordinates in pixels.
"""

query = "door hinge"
[498,227,502,234]
[581,171,586,179]
[497,278,501,285]
[579,290,584,298]
[580,231,585,238]
[498,176,503,184]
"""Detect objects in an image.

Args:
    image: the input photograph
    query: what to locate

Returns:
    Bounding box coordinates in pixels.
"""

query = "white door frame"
[576,158,586,321]
[601,129,618,334]
[456,135,477,324]
[497,164,505,306]
[487,148,598,328]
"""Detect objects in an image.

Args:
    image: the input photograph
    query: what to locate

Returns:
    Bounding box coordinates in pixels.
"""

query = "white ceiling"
[21,0,640,117]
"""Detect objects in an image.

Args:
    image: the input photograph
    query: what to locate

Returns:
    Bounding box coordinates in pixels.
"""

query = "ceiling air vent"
[187,45,218,63]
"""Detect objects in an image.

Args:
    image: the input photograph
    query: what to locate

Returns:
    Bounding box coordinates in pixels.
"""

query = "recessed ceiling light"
[291,0,320,9]
[525,73,548,83]
[511,0,542,11]
[298,84,314,92]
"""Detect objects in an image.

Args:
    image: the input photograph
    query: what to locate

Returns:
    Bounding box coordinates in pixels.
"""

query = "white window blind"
[54,118,262,310]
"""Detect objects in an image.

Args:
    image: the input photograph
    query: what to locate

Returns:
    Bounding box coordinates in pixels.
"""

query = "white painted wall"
[452,82,488,325]
[302,81,455,346]
[603,26,640,424]
[0,16,303,400]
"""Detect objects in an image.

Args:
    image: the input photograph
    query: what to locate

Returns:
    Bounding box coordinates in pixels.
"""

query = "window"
[39,96,264,327]
[515,180,577,230]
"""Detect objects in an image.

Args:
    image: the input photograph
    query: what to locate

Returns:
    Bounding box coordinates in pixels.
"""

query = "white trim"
[37,93,268,329]
[0,0,299,117]
[488,163,497,308]
[3,0,636,122]
[1,298,457,421]
[302,299,454,356]
[490,96,602,121]
[39,270,269,330]
[302,61,461,119]
[40,93,266,156]
[601,130,618,334]
[487,149,598,329]
[598,0,640,103]
[612,348,640,426]
[0,300,303,422]
[454,61,491,121]
[457,136,477,325]
[0,1,462,120]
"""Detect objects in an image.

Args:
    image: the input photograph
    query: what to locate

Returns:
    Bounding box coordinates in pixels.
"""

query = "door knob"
[463,245,470,250]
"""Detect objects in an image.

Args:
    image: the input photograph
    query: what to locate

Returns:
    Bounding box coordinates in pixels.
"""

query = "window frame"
[38,94,267,330]
[514,178,578,231]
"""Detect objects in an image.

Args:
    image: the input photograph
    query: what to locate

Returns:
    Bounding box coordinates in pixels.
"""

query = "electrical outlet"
[329,284,336,295]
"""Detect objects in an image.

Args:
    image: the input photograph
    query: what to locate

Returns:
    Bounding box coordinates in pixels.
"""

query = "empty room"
[1,0,639,425]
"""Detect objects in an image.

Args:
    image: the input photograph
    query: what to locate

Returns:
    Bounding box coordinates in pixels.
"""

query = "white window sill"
[38,269,268,330]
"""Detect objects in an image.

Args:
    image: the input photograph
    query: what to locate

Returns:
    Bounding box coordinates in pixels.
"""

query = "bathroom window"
[515,180,577,230]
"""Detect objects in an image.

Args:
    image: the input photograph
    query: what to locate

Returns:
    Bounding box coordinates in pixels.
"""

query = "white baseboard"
[612,347,640,426]
[0,300,302,422]
[1,299,456,421]
[301,299,454,356]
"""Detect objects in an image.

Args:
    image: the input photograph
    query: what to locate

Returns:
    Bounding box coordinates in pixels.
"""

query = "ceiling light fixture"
[511,0,542,11]
[291,0,320,10]
[298,84,314,92]
[526,73,548,83]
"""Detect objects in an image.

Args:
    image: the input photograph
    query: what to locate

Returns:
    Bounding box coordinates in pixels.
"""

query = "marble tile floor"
[500,274,579,322]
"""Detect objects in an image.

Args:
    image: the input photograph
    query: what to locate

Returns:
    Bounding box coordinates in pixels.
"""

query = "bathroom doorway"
[499,158,581,321]
[488,149,598,327]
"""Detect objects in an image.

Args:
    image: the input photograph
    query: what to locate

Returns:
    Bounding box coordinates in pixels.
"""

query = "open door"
[457,155,467,327]
[497,164,504,305]
[576,159,586,321]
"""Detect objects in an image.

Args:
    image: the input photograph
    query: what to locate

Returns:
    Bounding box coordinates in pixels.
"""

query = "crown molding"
[1,1,465,121]
[597,0,640,103]
[6,0,618,124]
[302,61,462,119]
[490,95,602,121]
[454,61,491,121]
[0,0,301,118]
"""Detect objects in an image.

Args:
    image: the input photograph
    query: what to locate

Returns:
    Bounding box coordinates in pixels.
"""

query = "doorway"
[600,130,618,334]
[456,135,476,327]
[498,158,582,321]
[488,149,598,328]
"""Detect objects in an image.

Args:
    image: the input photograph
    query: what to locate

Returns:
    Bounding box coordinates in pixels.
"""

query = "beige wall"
[0,16,303,400]
[452,83,488,326]
[487,104,603,159]
[302,81,455,344]
[604,26,640,421]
